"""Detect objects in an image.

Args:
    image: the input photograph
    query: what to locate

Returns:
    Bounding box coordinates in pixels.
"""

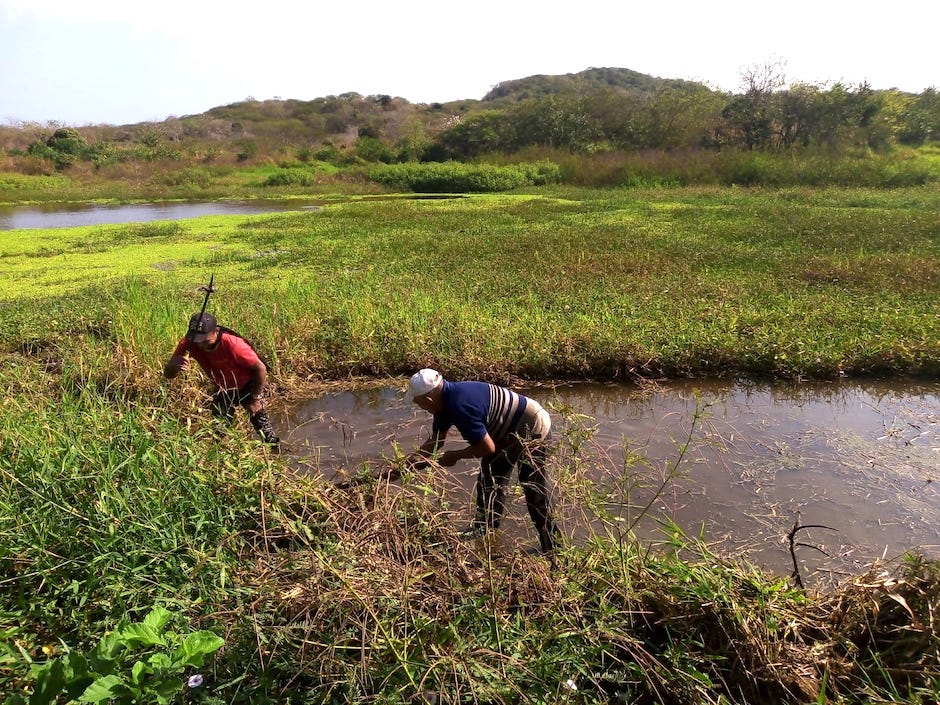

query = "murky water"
[0,199,324,231]
[0,194,461,231]
[272,379,940,582]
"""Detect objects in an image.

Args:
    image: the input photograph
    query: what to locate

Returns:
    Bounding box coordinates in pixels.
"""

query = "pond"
[271,378,940,584]
[0,199,325,231]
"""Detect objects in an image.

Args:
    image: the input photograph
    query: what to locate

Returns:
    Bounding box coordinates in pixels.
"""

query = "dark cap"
[187,313,217,343]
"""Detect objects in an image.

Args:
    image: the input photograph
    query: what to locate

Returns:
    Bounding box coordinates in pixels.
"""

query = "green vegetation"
[3,64,938,704]
[1,183,938,703]
[2,186,938,380]
[10,606,223,705]
[3,67,939,189]
[368,161,562,192]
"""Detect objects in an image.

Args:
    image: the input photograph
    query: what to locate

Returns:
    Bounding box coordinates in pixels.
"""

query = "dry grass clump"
[813,557,940,700]
[235,472,565,702]
[229,466,939,704]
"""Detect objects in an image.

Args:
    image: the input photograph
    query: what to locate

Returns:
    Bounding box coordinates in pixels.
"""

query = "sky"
[1,0,937,127]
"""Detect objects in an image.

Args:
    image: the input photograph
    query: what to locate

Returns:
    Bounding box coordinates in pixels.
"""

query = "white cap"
[406,368,443,400]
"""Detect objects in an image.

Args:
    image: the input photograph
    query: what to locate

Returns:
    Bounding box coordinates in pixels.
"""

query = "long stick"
[187,273,216,342]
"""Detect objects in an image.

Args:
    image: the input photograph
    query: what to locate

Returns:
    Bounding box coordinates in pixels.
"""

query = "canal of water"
[271,378,940,584]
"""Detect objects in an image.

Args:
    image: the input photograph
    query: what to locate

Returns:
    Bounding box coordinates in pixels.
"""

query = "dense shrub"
[155,166,213,188]
[262,167,316,187]
[368,160,561,192]
[713,149,933,187]
[25,128,91,170]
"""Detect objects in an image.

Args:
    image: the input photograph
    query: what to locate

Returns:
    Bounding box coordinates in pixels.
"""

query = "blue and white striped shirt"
[432,380,528,444]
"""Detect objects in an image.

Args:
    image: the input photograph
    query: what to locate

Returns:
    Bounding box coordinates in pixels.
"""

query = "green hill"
[483,66,706,102]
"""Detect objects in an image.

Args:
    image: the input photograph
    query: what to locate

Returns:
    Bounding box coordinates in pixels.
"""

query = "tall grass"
[1,184,938,703]
[5,185,937,381]
[494,146,940,188]
[2,338,937,703]
[0,188,940,379]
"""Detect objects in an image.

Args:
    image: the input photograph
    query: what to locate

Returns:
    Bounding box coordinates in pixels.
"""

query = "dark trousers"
[211,385,279,446]
[472,435,559,552]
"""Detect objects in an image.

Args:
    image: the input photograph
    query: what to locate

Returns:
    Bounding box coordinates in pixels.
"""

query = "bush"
[368,160,561,192]
[8,605,224,705]
[713,150,933,187]
[262,168,316,187]
[155,167,213,188]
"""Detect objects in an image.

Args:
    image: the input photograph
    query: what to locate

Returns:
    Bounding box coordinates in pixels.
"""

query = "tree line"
[3,67,939,173]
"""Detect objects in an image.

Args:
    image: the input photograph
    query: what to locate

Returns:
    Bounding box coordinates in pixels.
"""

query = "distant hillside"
[154,67,704,148]
[13,67,694,152]
[185,67,695,127]
[4,65,932,171]
[482,67,707,103]
[0,67,700,154]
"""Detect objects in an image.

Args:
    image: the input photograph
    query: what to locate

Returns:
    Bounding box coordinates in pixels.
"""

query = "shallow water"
[0,194,461,231]
[0,199,324,230]
[271,378,940,582]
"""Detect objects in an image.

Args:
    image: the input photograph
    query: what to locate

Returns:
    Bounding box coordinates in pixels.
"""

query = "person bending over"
[404,368,559,555]
[164,312,279,448]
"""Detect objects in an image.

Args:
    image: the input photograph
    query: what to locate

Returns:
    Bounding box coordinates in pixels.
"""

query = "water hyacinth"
[187,674,204,689]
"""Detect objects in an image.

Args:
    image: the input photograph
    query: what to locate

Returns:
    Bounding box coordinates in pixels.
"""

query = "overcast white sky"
[1,0,937,126]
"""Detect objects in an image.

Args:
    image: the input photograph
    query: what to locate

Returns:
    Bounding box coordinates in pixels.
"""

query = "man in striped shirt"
[405,369,560,555]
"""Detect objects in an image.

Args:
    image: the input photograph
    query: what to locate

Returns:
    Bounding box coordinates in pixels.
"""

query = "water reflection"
[271,378,940,581]
[0,199,324,231]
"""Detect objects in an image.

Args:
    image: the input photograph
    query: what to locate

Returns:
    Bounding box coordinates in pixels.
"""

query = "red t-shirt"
[173,331,262,391]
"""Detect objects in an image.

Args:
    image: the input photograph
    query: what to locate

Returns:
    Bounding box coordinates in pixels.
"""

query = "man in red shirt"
[164,312,279,448]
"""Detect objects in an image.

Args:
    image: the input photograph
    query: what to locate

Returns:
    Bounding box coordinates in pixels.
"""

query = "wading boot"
[538,526,561,558]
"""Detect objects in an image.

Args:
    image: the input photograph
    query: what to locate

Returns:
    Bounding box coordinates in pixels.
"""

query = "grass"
[1,183,938,703]
[2,185,938,381]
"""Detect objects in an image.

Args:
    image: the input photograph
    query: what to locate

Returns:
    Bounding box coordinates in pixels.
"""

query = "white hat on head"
[406,369,442,400]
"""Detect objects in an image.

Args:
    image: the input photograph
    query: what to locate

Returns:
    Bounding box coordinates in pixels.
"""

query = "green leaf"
[61,652,94,699]
[130,660,147,686]
[91,633,122,663]
[29,659,65,705]
[77,674,127,703]
[118,624,165,648]
[142,606,173,633]
[153,678,184,705]
[174,631,224,668]
[147,652,172,670]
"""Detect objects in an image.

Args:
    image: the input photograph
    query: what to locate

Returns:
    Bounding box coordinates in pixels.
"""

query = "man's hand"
[438,450,461,467]
[246,396,263,414]
[163,354,190,379]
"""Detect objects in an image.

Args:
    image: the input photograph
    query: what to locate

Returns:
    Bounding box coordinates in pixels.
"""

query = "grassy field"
[3,184,939,382]
[1,183,939,704]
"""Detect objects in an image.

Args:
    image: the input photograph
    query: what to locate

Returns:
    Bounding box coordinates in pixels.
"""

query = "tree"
[773,83,822,149]
[897,87,940,145]
[45,127,87,155]
[26,127,88,169]
[427,111,511,159]
[510,95,603,152]
[629,85,725,150]
[719,60,787,149]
